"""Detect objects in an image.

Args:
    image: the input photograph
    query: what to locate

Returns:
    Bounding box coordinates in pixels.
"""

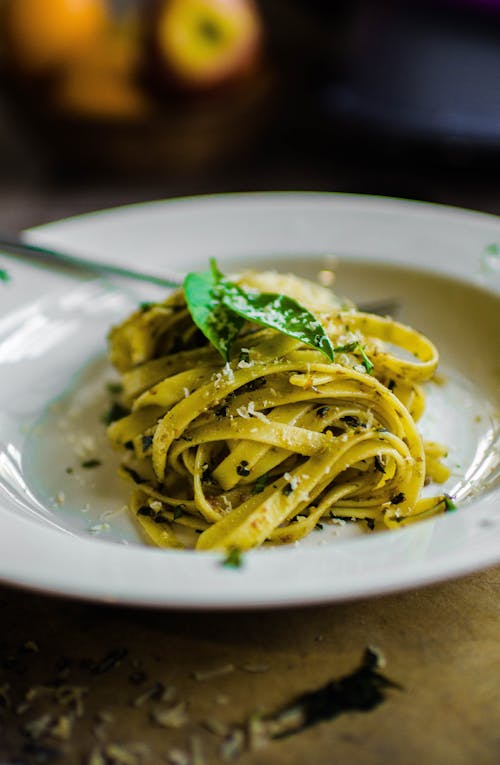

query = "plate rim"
[0,191,498,609]
[27,189,500,233]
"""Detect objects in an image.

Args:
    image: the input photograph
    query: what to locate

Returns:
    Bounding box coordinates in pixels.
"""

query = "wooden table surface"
[0,178,499,765]
[1,568,499,765]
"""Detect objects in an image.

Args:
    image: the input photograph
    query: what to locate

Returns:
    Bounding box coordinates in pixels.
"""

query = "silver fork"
[0,233,183,288]
[0,233,399,316]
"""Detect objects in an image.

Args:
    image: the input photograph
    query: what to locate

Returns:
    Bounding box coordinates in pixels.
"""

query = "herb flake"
[222,548,243,569]
[267,647,400,738]
[391,492,406,505]
[252,473,269,495]
[81,459,101,469]
[236,461,250,477]
[101,402,128,425]
[443,494,457,512]
[334,340,373,373]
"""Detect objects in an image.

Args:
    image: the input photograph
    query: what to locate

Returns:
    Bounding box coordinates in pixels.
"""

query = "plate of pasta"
[0,193,498,608]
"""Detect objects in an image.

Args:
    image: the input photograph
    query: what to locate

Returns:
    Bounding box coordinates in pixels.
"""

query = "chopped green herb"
[315,523,324,531]
[266,647,400,736]
[391,492,406,505]
[215,405,228,419]
[443,494,457,512]
[101,402,128,425]
[93,648,128,675]
[388,379,396,391]
[334,340,373,373]
[154,514,169,525]
[65,467,73,475]
[0,269,10,283]
[341,415,360,428]
[334,341,358,353]
[137,505,154,517]
[282,483,294,496]
[484,242,500,256]
[81,459,101,469]
[374,456,385,473]
[239,348,250,364]
[238,377,267,394]
[106,381,123,395]
[173,506,185,521]
[236,461,250,477]
[139,301,154,312]
[222,548,243,569]
[141,434,153,452]
[121,465,148,484]
[316,406,330,418]
[358,344,374,374]
[252,473,269,494]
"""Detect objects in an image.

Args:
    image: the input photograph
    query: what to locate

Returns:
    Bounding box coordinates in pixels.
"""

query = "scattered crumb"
[220,729,245,761]
[193,664,234,682]
[240,663,269,674]
[166,749,190,765]
[247,712,269,751]
[89,523,111,535]
[22,640,39,653]
[203,718,231,737]
[190,734,205,765]
[151,702,188,729]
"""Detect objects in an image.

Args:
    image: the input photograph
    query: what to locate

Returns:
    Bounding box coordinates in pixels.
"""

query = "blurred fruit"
[150,0,263,91]
[53,66,151,122]
[51,25,151,120]
[4,0,110,75]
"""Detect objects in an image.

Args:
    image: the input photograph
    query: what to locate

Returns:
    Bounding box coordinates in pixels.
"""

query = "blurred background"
[1,0,500,231]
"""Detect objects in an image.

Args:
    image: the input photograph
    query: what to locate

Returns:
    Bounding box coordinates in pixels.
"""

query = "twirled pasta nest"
[106,271,450,552]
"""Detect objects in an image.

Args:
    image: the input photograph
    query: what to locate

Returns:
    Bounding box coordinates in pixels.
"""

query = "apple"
[148,0,264,92]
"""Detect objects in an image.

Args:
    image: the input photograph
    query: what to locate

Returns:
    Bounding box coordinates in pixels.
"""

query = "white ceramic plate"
[0,193,498,609]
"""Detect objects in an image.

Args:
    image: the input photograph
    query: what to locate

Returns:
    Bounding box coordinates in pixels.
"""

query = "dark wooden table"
[1,568,499,765]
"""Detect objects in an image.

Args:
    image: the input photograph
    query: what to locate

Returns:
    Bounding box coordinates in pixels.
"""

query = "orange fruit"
[4,0,110,74]
[51,22,150,120]
[53,68,151,120]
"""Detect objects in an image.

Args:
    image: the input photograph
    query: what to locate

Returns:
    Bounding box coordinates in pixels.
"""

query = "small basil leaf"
[183,268,244,361]
[209,256,224,281]
[221,283,335,361]
[334,340,374,374]
[357,344,374,374]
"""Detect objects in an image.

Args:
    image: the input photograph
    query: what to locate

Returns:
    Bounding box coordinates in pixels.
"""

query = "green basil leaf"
[357,344,374,374]
[221,283,335,361]
[183,266,244,361]
[334,340,373,374]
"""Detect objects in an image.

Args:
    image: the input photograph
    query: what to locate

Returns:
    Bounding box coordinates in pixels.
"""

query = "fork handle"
[0,233,184,289]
